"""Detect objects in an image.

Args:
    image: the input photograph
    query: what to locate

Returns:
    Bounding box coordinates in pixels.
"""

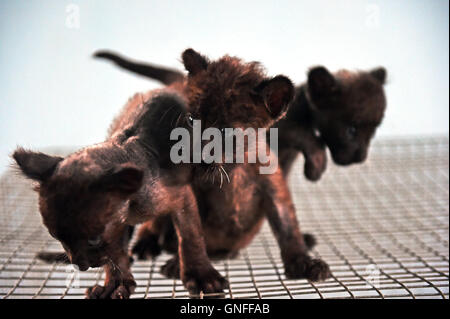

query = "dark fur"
[18,48,316,298]
[276,67,387,179]
[164,49,322,289]
[13,90,228,299]
[95,51,387,180]
[95,53,386,273]
[94,51,185,85]
[101,49,331,282]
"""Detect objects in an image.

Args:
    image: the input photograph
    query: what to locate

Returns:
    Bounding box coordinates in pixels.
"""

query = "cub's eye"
[186,114,194,127]
[346,126,357,139]
[87,236,102,248]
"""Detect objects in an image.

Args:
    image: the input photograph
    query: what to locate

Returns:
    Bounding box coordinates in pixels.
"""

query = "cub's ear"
[181,48,208,76]
[12,148,63,182]
[255,75,294,119]
[370,67,387,85]
[307,66,337,98]
[95,163,143,196]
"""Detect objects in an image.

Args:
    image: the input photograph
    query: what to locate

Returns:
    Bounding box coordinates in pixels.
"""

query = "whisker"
[221,166,230,183]
[108,257,122,275]
[219,168,223,189]
[175,112,183,127]
[159,104,176,124]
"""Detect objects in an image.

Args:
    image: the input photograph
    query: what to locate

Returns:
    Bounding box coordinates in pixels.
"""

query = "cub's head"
[306,66,387,165]
[12,147,143,270]
[181,48,294,130]
[179,48,294,178]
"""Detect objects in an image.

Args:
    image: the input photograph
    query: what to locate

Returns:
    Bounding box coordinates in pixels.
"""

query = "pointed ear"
[307,66,337,98]
[255,75,294,119]
[370,67,387,85]
[12,148,63,182]
[181,48,208,76]
[95,163,143,196]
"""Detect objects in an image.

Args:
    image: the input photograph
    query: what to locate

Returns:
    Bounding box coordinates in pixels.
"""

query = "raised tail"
[93,50,185,85]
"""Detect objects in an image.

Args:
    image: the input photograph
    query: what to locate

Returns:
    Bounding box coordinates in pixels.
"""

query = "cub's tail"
[94,50,185,85]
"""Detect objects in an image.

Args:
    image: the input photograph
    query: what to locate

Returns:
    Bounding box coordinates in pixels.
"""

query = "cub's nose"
[353,148,368,163]
[76,262,89,271]
[70,254,89,271]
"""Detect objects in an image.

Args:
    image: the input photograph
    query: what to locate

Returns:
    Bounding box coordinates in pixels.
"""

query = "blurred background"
[0,0,448,172]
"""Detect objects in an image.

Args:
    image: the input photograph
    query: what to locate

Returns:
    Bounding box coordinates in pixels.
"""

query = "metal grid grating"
[0,136,448,299]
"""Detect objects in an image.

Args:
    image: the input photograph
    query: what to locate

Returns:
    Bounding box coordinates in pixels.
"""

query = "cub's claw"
[305,258,331,282]
[182,266,228,298]
[284,255,331,282]
[85,278,136,299]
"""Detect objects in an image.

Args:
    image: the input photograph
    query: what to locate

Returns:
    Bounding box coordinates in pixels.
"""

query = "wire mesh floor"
[0,136,448,299]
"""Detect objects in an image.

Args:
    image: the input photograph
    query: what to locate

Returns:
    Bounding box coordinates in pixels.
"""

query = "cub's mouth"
[197,163,231,188]
[70,255,108,271]
[330,149,367,166]
[88,260,105,268]
[77,260,106,271]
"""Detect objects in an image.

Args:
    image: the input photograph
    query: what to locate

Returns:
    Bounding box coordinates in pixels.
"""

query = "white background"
[0,0,448,172]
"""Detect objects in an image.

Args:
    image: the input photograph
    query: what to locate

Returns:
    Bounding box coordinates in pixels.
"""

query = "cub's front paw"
[284,255,331,282]
[131,234,161,260]
[182,265,228,297]
[85,278,136,299]
[304,150,327,181]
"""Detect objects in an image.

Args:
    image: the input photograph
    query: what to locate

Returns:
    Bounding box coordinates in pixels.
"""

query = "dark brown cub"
[97,49,334,283]
[13,92,227,298]
[276,66,387,179]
